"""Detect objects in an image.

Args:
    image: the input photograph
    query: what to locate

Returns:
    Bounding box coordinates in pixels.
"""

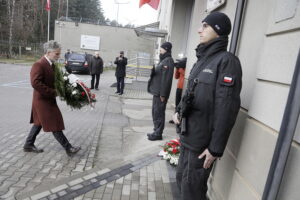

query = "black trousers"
[176,146,213,200]
[152,95,167,135]
[91,74,100,89]
[116,76,125,93]
[24,125,71,150]
[175,88,183,109]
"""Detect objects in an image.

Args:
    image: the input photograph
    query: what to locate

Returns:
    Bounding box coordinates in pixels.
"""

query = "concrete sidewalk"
[13,69,180,200]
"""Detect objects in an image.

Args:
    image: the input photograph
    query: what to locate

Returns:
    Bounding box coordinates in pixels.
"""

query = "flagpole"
[47,10,50,41]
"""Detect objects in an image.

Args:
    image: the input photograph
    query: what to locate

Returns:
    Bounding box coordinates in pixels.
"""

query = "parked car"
[65,53,90,74]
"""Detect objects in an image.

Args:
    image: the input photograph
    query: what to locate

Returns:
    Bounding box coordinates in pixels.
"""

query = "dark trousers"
[91,74,100,89]
[24,125,71,150]
[175,88,183,109]
[176,146,213,200]
[116,76,125,93]
[152,95,167,135]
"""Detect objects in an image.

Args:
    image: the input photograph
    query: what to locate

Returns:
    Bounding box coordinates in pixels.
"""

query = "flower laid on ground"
[54,65,96,109]
[158,138,180,166]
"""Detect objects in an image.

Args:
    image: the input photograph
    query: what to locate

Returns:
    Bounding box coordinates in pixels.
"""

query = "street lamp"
[114,0,129,24]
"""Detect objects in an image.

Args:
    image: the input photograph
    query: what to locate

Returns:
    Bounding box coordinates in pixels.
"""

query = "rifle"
[177,78,199,135]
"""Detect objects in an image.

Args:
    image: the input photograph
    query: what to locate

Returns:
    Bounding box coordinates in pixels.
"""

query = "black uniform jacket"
[147,53,174,99]
[114,56,128,78]
[178,37,242,157]
[89,56,103,75]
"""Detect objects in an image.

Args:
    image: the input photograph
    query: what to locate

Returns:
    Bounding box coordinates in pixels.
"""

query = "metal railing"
[126,57,158,81]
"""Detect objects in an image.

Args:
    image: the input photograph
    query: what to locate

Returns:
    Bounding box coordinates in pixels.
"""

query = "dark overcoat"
[114,57,127,77]
[89,56,103,75]
[30,56,65,132]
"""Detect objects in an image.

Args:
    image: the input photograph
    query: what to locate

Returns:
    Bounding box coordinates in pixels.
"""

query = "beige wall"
[54,21,155,66]
[161,0,300,199]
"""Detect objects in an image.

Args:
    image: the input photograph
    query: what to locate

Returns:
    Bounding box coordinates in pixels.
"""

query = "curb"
[84,93,109,170]
[18,155,161,200]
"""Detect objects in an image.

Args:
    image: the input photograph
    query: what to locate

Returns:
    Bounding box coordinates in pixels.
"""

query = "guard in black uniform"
[147,42,174,141]
[173,12,242,200]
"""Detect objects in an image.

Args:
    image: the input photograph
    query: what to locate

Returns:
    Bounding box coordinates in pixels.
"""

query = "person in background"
[169,57,186,124]
[23,41,81,156]
[173,12,242,200]
[64,49,70,61]
[114,51,128,95]
[147,42,175,141]
[89,51,103,90]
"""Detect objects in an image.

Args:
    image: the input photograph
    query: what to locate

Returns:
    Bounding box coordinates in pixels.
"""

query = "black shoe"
[95,88,99,90]
[147,132,154,137]
[66,146,81,156]
[148,134,162,141]
[119,92,123,95]
[90,88,94,90]
[115,91,120,94]
[169,120,174,124]
[23,145,44,153]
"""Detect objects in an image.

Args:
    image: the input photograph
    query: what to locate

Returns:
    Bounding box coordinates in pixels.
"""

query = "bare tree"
[7,0,16,57]
[57,0,61,19]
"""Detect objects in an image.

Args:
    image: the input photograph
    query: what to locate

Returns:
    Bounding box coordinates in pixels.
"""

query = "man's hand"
[173,112,180,124]
[160,96,165,102]
[198,149,217,169]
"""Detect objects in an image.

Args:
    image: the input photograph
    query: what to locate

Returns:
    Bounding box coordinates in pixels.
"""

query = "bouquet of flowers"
[54,65,96,109]
[158,138,180,166]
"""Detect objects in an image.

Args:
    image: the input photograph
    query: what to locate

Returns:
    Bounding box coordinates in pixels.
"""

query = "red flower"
[81,92,85,97]
[171,139,180,145]
[172,148,178,154]
[92,94,96,99]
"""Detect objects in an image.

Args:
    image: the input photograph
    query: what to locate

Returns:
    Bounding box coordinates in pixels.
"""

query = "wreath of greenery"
[54,65,96,109]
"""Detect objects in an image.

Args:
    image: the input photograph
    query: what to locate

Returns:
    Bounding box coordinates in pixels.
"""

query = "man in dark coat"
[114,51,127,95]
[23,40,81,156]
[64,49,70,61]
[89,51,103,90]
[173,12,242,200]
[147,42,174,141]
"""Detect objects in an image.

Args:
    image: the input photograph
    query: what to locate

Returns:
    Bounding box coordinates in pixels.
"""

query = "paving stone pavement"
[0,64,180,200]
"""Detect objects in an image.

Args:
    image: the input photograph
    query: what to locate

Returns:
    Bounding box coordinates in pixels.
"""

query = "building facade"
[158,0,300,199]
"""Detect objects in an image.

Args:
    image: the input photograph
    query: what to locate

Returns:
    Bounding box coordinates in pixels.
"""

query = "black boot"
[148,133,162,141]
[66,146,81,156]
[23,125,44,153]
[147,132,153,137]
[23,145,44,153]
[53,131,80,155]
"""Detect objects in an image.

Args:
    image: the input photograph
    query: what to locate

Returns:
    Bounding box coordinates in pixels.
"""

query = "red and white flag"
[139,0,160,10]
[45,0,51,11]
[223,76,233,83]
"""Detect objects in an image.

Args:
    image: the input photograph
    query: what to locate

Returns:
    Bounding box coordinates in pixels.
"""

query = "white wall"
[54,21,155,65]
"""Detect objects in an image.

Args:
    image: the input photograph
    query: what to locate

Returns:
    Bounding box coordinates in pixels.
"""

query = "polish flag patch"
[223,76,233,83]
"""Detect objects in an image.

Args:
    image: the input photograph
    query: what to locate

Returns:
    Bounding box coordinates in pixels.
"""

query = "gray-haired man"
[89,51,103,90]
[23,40,81,156]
